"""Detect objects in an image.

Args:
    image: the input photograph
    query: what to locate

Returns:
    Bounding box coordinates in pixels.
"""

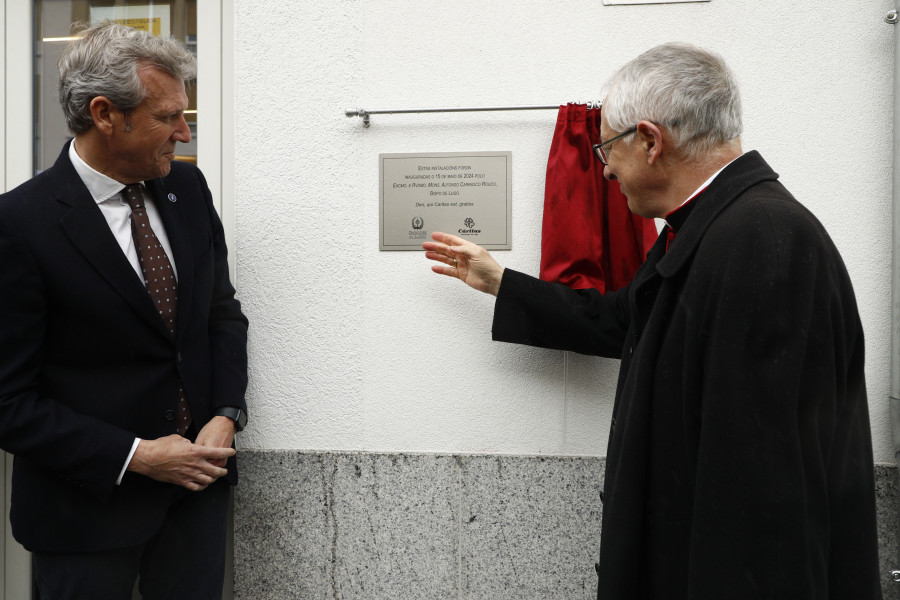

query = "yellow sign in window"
[113,17,163,37]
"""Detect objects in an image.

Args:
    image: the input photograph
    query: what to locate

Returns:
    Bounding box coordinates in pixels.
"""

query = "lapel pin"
[167,193,177,203]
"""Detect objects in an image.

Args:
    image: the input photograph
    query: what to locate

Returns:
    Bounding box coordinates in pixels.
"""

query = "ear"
[635,120,664,165]
[88,96,120,136]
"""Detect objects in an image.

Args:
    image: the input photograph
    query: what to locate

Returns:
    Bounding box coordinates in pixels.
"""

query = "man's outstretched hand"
[423,232,504,296]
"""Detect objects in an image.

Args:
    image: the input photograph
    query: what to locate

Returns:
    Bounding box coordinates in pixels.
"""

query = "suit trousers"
[33,478,230,600]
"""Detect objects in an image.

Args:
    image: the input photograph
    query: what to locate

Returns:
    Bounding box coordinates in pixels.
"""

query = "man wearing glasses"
[424,42,880,599]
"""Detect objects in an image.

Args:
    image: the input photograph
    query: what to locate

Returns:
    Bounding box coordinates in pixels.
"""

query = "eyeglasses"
[592,126,637,165]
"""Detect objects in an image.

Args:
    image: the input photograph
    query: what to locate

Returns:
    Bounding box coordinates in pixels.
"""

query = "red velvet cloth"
[539,104,658,292]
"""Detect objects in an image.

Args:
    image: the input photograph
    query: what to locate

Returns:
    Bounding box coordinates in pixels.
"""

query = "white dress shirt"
[67,140,178,484]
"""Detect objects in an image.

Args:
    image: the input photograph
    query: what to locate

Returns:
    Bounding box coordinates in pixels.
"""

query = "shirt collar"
[68,140,132,204]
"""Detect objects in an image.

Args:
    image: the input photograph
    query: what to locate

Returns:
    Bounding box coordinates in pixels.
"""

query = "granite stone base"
[234,451,899,599]
[877,464,899,600]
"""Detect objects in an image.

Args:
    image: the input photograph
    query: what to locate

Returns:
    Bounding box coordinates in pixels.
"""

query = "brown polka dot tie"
[124,184,192,435]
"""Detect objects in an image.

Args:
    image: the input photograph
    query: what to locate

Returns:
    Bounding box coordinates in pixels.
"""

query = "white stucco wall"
[233,0,896,462]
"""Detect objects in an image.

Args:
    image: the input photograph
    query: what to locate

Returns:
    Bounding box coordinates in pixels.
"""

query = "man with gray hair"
[424,42,880,598]
[0,21,248,598]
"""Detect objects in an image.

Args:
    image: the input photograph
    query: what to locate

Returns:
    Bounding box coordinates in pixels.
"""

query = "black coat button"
[163,409,176,421]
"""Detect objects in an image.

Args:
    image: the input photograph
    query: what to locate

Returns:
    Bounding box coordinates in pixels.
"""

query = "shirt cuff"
[117,438,141,486]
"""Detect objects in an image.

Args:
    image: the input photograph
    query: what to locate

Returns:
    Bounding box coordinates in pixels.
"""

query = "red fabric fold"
[539,104,658,292]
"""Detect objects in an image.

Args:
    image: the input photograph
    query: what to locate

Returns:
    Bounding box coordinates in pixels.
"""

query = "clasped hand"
[127,417,236,492]
[422,232,504,296]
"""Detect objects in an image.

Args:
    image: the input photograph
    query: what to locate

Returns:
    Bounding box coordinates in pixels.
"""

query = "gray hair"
[58,21,196,135]
[603,42,742,161]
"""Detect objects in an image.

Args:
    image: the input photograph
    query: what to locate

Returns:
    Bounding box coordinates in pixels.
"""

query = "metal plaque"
[379,152,512,250]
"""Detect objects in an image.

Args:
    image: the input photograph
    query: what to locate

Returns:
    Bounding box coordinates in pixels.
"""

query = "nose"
[603,164,615,182]
[173,114,191,143]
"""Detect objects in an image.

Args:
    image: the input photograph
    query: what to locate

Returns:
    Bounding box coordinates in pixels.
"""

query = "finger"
[196,446,236,459]
[429,231,450,244]
[201,464,229,479]
[443,242,479,263]
[423,243,461,261]
[430,231,466,248]
[424,250,459,268]
[430,264,460,278]
[197,468,223,483]
[186,477,212,492]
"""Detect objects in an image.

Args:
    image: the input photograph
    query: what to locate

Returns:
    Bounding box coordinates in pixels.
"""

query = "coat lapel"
[51,142,173,339]
[146,177,193,344]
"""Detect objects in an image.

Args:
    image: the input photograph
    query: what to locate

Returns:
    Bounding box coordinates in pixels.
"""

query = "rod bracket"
[887,9,899,24]
[345,108,371,127]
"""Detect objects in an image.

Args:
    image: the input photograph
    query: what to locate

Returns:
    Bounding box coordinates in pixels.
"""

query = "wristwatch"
[214,406,247,432]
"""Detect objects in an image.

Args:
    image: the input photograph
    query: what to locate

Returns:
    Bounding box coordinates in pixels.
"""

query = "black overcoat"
[492,151,881,599]
[0,142,249,553]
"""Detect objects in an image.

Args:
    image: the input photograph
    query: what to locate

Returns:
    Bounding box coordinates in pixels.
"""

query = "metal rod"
[888,6,900,584]
[345,102,601,127]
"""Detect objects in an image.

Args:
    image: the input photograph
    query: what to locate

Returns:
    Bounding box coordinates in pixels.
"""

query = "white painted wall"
[233,0,897,462]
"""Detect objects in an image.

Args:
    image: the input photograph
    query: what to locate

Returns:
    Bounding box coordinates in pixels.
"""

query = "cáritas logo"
[458,217,481,235]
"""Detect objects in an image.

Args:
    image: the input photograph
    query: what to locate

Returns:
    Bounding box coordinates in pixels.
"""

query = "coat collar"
[655,150,780,279]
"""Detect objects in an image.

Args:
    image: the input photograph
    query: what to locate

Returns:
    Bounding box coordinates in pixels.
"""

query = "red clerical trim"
[664,186,708,252]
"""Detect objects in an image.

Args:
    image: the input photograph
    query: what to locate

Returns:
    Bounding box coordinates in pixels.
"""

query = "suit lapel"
[146,177,193,343]
[51,142,173,340]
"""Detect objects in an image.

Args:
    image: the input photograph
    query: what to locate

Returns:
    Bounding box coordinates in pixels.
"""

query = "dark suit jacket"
[492,151,881,599]
[0,141,249,553]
